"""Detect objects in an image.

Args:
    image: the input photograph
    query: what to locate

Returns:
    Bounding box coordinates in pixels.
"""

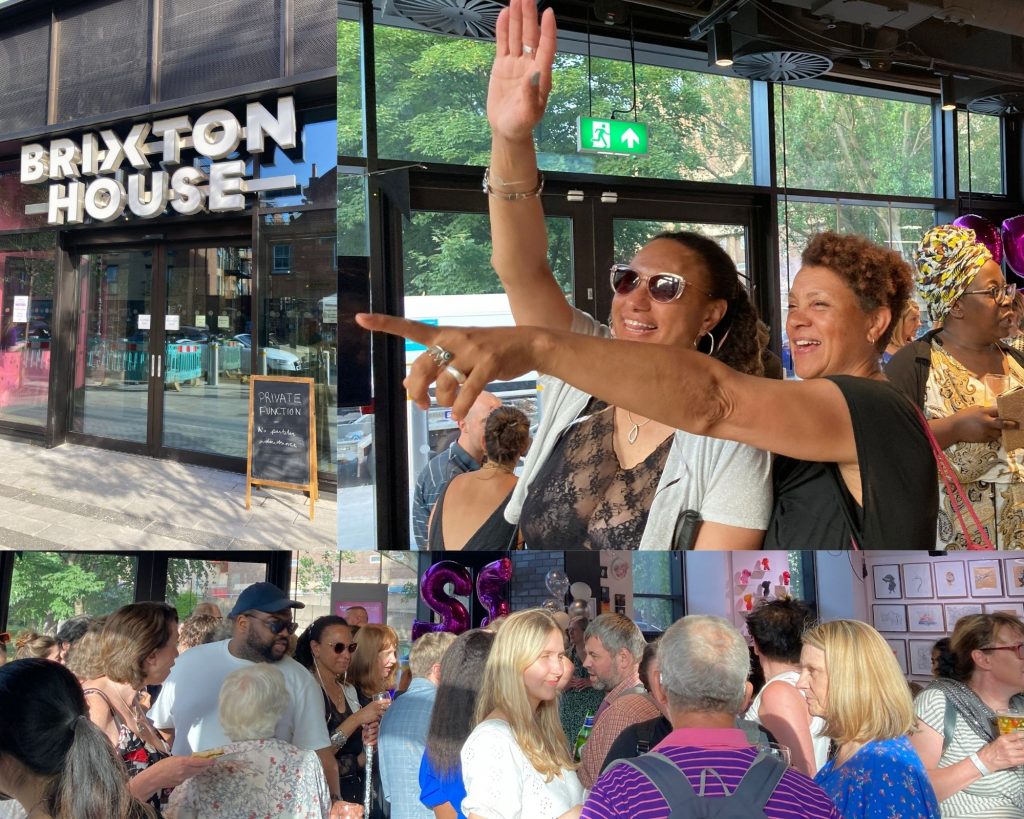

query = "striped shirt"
[411,442,480,548]
[581,728,841,819]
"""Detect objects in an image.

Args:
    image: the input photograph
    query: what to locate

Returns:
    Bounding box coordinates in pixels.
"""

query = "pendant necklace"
[625,410,651,444]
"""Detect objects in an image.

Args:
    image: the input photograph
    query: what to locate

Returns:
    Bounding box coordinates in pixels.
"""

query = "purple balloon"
[412,561,472,640]
[1002,215,1024,278]
[476,557,513,627]
[953,214,1003,265]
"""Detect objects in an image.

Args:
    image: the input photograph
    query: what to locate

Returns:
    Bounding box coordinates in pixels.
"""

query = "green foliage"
[958,112,1003,194]
[338,20,364,158]
[297,551,336,594]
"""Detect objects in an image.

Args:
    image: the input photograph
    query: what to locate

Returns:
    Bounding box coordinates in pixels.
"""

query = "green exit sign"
[577,117,649,156]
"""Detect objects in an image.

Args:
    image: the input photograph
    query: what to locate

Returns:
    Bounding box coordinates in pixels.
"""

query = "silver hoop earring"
[703,330,716,357]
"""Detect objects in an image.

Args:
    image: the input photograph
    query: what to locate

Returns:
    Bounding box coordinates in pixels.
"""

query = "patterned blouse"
[924,343,1024,548]
[164,738,331,818]
[815,736,939,819]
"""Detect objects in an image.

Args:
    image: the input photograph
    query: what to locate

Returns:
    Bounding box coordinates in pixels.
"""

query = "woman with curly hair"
[358,0,936,551]
[461,609,583,819]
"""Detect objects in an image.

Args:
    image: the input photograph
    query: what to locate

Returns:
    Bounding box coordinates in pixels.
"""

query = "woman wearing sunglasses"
[295,616,390,808]
[473,0,770,550]
[910,613,1024,817]
[357,0,937,550]
[886,225,1024,548]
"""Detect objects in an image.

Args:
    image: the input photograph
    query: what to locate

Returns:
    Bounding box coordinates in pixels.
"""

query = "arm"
[753,682,818,777]
[929,406,1012,449]
[355,317,860,467]
[126,756,215,802]
[315,746,342,801]
[84,690,120,747]
[693,522,763,549]
[433,806,458,819]
[909,720,1024,801]
[486,0,573,331]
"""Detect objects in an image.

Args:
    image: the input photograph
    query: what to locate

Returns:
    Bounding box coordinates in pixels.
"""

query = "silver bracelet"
[969,751,992,777]
[330,728,349,748]
[482,166,544,200]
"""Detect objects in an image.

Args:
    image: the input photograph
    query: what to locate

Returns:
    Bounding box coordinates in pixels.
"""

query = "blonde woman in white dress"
[461,609,583,819]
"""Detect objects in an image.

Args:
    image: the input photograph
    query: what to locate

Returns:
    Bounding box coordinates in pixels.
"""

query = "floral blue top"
[815,736,940,819]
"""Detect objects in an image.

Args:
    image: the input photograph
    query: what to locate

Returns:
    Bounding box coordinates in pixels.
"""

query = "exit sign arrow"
[577,117,649,156]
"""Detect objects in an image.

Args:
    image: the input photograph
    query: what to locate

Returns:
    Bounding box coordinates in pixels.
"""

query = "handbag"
[914,406,995,550]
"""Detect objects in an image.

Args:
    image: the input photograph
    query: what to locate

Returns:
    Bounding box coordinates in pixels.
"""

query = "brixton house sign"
[20,96,298,226]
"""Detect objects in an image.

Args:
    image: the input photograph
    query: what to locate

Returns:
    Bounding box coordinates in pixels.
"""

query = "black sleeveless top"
[426,478,517,550]
[765,375,937,550]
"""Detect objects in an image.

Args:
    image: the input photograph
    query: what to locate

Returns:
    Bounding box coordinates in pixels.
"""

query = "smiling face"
[951,259,1015,343]
[378,643,398,683]
[786,265,889,379]
[796,644,828,718]
[610,238,726,350]
[312,623,355,678]
[523,629,566,710]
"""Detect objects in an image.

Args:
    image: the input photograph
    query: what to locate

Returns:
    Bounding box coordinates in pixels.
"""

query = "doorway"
[70,241,255,467]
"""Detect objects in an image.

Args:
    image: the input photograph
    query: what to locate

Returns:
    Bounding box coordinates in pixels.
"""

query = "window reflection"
[258,108,336,208]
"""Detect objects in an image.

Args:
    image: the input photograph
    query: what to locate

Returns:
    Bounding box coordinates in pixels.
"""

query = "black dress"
[426,478,518,550]
[322,687,366,805]
[765,375,938,549]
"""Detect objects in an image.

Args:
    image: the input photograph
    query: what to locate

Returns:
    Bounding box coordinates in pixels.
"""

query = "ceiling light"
[709,22,734,68]
[940,75,957,111]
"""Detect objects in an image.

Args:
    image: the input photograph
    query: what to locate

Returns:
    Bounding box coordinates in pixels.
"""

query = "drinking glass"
[983,373,1010,406]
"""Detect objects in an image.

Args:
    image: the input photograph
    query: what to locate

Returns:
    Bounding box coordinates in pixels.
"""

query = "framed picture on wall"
[907,604,945,632]
[1004,560,1024,597]
[600,586,610,603]
[944,603,983,628]
[902,563,934,598]
[872,564,902,599]
[909,639,937,676]
[886,639,908,675]
[934,561,968,598]
[600,566,608,579]
[968,560,1003,597]
[985,602,1024,617]
[872,604,907,632]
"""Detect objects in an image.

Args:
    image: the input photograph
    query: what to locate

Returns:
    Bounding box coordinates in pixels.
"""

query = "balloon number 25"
[412,558,514,640]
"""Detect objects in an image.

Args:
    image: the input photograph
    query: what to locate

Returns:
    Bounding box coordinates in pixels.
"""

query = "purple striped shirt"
[581,728,841,819]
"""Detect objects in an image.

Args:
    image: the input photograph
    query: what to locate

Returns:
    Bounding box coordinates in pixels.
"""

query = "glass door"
[72,248,159,446]
[72,242,253,464]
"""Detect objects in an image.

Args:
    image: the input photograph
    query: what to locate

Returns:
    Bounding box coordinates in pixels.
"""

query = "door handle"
[150,354,156,378]
[156,354,162,378]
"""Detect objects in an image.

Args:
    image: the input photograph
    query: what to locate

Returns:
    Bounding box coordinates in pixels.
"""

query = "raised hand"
[487,0,557,142]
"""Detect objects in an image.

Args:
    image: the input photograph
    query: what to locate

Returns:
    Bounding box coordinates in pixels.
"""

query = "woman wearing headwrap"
[886,224,1024,549]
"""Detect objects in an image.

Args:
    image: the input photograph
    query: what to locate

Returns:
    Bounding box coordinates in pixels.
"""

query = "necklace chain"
[624,410,652,445]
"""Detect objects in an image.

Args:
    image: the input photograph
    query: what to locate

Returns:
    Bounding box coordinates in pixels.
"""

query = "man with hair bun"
[379,631,456,818]
[577,613,660,789]
[582,615,839,819]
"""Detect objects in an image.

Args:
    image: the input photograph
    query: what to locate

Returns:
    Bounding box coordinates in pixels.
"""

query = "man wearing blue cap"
[149,582,346,808]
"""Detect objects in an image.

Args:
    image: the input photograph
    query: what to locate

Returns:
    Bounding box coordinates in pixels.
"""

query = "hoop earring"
[702,330,716,357]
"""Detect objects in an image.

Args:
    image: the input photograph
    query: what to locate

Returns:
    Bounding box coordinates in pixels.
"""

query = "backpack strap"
[616,753,702,817]
[731,751,788,809]
[636,720,655,756]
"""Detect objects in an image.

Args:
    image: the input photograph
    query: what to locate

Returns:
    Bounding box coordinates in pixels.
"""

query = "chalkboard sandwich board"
[247,376,318,520]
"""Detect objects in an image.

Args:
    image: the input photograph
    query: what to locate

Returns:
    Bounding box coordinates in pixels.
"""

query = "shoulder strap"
[636,720,655,756]
[617,753,703,815]
[732,751,788,809]
[942,695,957,755]
[82,687,127,730]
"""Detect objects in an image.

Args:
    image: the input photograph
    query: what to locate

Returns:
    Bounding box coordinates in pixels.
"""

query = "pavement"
[0,437,336,552]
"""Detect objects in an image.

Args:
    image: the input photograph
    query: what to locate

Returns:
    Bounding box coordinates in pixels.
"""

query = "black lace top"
[520,401,672,549]
[322,687,365,804]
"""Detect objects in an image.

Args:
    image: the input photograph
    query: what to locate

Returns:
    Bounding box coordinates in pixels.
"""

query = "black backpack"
[614,750,788,819]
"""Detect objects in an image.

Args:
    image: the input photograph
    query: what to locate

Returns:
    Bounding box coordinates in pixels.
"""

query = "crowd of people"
[363,0,1024,550]
[8,580,1024,818]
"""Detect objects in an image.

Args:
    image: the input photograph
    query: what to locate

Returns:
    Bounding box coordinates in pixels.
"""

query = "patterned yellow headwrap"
[914,225,993,322]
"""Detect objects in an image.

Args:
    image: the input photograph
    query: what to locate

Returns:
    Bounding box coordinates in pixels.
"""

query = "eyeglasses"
[244,612,297,635]
[962,283,1017,303]
[980,643,1024,660]
[328,641,358,655]
[609,264,713,304]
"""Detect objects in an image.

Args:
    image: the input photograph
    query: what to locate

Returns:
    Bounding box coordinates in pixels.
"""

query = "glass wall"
[958,112,1003,194]
[774,85,934,198]
[0,232,56,427]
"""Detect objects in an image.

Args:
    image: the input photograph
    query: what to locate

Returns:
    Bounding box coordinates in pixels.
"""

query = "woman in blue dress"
[798,619,940,819]
[419,629,496,819]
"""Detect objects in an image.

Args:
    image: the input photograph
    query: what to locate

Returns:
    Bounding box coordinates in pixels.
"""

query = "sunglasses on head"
[609,264,713,304]
[328,641,358,655]
[245,612,298,635]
